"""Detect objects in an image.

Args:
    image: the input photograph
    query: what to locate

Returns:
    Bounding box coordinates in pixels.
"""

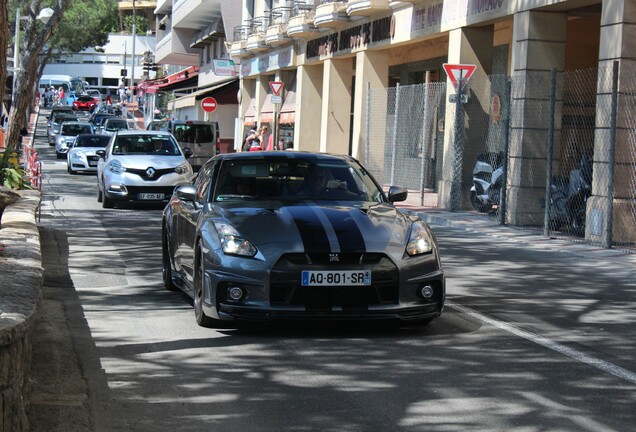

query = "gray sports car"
[162,151,445,327]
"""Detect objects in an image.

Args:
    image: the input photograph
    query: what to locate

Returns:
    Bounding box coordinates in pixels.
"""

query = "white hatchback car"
[96,131,194,208]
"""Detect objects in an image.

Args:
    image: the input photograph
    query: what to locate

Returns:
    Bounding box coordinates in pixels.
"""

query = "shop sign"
[212,59,236,77]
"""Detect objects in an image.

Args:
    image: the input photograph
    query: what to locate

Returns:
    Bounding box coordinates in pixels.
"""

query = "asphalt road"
[28,108,636,431]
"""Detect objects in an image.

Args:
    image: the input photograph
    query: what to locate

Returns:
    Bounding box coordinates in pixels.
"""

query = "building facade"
[224,0,636,248]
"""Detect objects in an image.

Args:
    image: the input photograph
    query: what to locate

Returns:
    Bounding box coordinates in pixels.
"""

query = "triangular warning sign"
[443,64,477,91]
[269,81,284,95]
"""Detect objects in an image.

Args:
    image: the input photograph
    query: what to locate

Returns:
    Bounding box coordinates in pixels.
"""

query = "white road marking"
[448,300,636,385]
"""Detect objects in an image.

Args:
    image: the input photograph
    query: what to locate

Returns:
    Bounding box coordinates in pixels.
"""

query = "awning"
[259,94,274,124]
[279,89,296,125]
[168,78,239,110]
[243,103,256,126]
[191,18,225,48]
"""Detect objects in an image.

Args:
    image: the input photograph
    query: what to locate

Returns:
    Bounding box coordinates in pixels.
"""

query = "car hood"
[209,202,413,256]
[113,155,187,169]
[70,147,104,155]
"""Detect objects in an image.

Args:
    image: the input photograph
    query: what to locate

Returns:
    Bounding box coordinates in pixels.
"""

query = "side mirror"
[387,186,408,203]
[182,147,193,158]
[96,149,106,158]
[175,184,197,202]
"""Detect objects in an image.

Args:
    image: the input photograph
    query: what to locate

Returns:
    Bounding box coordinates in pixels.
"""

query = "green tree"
[123,14,148,34]
[4,0,117,186]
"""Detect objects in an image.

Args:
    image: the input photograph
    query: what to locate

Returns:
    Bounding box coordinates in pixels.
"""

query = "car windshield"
[54,115,77,124]
[112,135,181,156]
[77,96,94,102]
[73,135,110,148]
[173,124,214,143]
[105,120,128,131]
[62,124,93,136]
[212,158,384,203]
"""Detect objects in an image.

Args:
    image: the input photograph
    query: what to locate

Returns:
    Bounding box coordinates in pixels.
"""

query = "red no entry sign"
[201,97,217,113]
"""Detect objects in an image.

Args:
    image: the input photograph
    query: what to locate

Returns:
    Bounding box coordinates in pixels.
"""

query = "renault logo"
[146,167,156,178]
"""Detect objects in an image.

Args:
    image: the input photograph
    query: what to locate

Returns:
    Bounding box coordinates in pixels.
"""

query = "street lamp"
[11,7,53,111]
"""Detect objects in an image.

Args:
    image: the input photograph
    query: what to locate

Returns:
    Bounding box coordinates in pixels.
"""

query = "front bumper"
[103,171,189,202]
[201,252,445,323]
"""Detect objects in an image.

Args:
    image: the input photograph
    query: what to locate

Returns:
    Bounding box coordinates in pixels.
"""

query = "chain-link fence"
[366,82,446,207]
[365,63,636,251]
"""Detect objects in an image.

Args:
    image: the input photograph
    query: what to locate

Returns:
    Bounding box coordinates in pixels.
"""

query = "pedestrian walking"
[106,88,112,105]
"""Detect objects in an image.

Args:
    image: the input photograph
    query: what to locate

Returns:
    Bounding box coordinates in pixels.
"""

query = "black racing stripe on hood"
[322,207,366,253]
[287,206,331,252]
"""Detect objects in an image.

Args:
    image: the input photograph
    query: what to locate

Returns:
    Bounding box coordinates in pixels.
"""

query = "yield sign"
[443,63,477,91]
[269,81,284,96]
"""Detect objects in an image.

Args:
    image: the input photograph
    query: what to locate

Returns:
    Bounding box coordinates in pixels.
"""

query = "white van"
[146,120,219,171]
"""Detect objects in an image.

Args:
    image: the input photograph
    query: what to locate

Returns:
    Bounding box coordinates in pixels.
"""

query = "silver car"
[162,152,445,328]
[99,117,130,136]
[55,121,94,158]
[67,134,111,174]
[96,131,194,208]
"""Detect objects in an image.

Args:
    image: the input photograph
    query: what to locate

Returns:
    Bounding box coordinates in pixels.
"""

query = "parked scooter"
[470,151,505,213]
[545,153,593,235]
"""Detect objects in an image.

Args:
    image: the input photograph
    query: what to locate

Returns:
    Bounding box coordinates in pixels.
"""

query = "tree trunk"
[0,0,7,127]
[5,0,73,154]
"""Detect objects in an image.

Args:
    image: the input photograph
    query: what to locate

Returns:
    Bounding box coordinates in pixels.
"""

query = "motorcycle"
[545,153,593,236]
[470,151,505,213]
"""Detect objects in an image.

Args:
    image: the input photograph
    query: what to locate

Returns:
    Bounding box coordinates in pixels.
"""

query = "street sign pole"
[269,81,284,150]
[450,69,464,212]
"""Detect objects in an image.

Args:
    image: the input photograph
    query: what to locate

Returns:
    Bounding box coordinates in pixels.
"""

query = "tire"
[67,165,75,175]
[193,248,217,328]
[97,187,102,203]
[471,191,492,213]
[56,152,64,159]
[102,192,114,208]
[162,228,179,291]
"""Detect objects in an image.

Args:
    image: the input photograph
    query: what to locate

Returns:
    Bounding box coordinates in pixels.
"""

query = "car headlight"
[175,162,190,175]
[213,221,257,257]
[108,160,126,174]
[406,221,433,256]
[71,152,84,160]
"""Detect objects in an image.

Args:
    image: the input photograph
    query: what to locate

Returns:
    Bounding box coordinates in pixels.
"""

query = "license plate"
[301,270,371,286]
[88,161,98,167]
[137,193,164,200]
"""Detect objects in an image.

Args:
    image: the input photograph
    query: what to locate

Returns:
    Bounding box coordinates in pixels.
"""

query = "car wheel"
[56,152,64,159]
[102,192,114,208]
[162,227,178,291]
[97,186,103,203]
[193,248,217,328]
[67,165,76,175]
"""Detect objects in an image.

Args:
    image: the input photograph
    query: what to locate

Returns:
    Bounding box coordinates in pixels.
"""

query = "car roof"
[214,151,354,163]
[61,121,92,126]
[114,130,172,137]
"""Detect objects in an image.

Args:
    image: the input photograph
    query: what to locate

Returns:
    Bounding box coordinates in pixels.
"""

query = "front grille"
[87,155,99,162]
[270,253,399,307]
[126,167,176,181]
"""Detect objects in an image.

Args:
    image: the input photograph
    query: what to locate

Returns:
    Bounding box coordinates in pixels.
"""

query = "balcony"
[155,31,200,66]
[246,16,270,52]
[346,0,391,16]
[314,1,349,29]
[229,26,250,59]
[172,0,222,30]
[287,1,322,40]
[266,6,293,46]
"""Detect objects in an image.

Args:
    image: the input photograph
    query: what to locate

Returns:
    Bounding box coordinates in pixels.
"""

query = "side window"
[195,160,217,201]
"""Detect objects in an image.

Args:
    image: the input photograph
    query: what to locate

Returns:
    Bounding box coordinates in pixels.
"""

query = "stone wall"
[0,190,42,432]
